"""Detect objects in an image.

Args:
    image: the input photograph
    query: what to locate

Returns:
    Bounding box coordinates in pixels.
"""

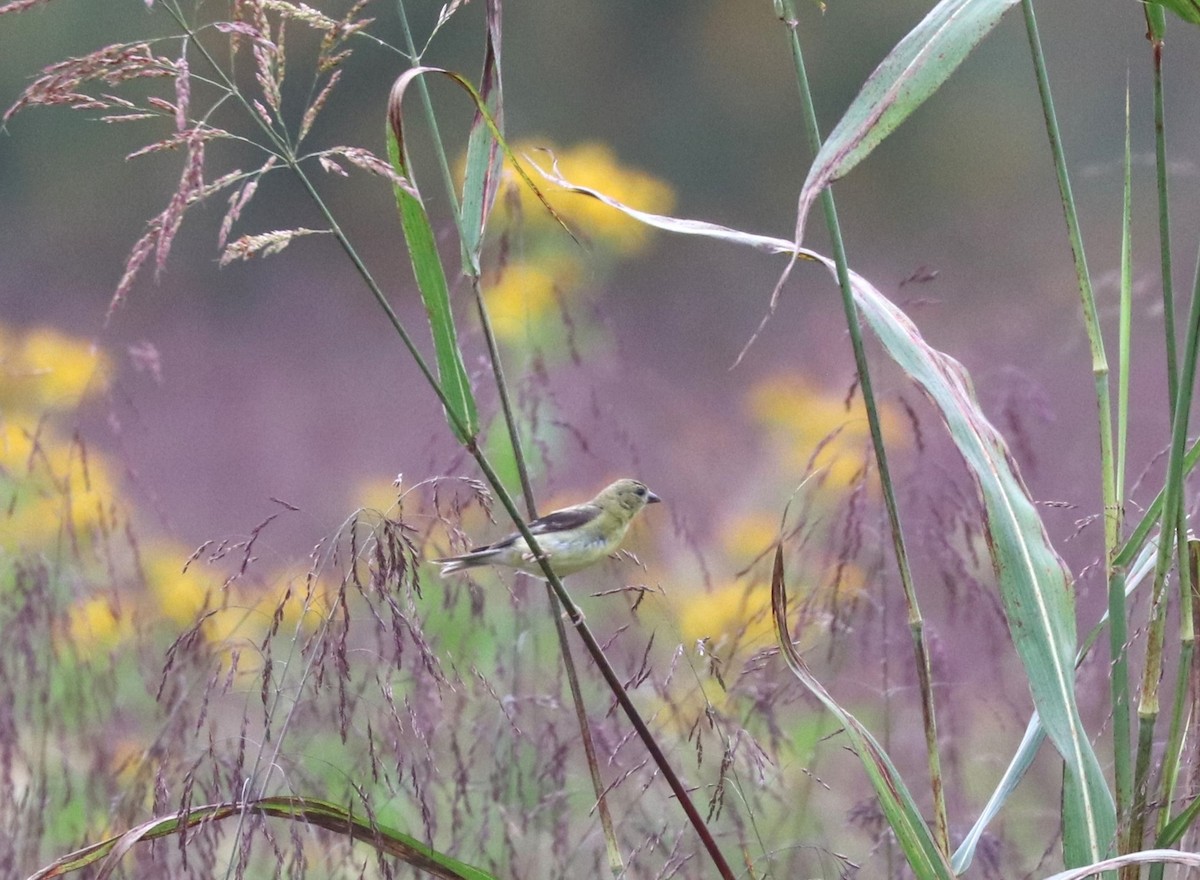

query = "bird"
[434,478,661,578]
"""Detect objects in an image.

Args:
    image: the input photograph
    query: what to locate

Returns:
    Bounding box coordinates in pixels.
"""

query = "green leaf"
[459,0,504,273]
[842,259,1117,868]
[772,545,955,880]
[524,173,1117,867]
[794,0,1020,244]
[954,539,1157,871]
[386,70,479,444]
[1146,0,1200,25]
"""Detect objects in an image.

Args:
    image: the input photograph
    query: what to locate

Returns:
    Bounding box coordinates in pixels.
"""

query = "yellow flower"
[249,565,332,634]
[0,325,110,411]
[351,475,404,515]
[746,374,907,490]
[144,543,216,626]
[484,258,577,343]
[67,594,134,651]
[676,581,776,656]
[0,422,118,551]
[720,511,780,567]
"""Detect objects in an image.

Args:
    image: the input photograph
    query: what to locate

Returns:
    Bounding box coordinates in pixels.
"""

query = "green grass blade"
[1158,789,1200,849]
[27,796,497,880]
[1109,80,1134,834]
[771,545,954,880]
[952,713,1046,872]
[1146,0,1200,25]
[842,263,1117,867]
[386,70,479,444]
[957,540,1157,871]
[794,0,1021,243]
[521,176,1117,865]
[459,1,503,274]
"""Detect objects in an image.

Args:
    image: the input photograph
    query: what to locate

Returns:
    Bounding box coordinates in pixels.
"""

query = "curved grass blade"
[27,796,496,880]
[387,74,478,444]
[525,171,1117,865]
[771,544,955,879]
[459,0,503,274]
[846,263,1116,867]
[952,712,1044,873]
[385,66,579,444]
[1039,849,1200,880]
[954,539,1157,871]
[793,0,1020,245]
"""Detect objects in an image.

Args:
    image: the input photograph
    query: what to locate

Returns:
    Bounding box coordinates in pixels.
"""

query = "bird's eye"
[635,486,645,496]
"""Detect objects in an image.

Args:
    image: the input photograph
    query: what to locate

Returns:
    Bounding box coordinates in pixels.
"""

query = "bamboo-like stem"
[1148,541,1197,880]
[777,0,948,857]
[1141,22,1193,880]
[1022,2,1127,857]
[1130,229,1200,866]
[1145,7,1178,408]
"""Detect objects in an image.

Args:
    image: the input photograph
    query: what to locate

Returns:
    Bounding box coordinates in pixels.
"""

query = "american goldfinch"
[435,478,661,577]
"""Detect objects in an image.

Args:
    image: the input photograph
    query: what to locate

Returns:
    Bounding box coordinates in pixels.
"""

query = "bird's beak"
[646,490,662,504]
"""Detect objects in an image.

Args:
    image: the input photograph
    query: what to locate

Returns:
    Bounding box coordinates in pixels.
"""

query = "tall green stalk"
[1130,229,1200,866]
[1145,6,1178,407]
[1021,0,1127,848]
[777,0,949,858]
[395,2,625,868]
[1149,541,1197,880]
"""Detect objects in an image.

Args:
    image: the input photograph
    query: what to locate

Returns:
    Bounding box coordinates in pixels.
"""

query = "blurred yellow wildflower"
[747,374,907,490]
[351,474,405,516]
[249,564,333,633]
[144,543,216,626]
[200,599,258,646]
[502,141,675,255]
[0,325,110,412]
[677,581,775,656]
[67,594,134,651]
[720,511,780,568]
[484,257,579,343]
[0,420,117,551]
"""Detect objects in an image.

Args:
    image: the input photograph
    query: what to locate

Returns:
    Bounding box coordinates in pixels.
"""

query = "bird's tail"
[434,549,496,576]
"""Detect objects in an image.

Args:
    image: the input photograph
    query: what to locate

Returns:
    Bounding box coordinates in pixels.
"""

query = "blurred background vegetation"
[4,1,1193,554]
[2,1,1199,877]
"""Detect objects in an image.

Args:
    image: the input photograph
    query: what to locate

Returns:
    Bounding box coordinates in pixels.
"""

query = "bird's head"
[598,478,662,517]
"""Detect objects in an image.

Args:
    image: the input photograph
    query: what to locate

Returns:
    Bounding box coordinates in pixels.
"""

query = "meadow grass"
[3,1,1200,878]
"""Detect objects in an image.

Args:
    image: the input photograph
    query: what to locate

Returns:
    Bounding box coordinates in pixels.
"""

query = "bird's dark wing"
[528,504,600,534]
[471,504,599,553]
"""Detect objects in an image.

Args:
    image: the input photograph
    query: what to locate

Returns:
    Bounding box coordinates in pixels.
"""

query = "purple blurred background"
[2,0,1197,596]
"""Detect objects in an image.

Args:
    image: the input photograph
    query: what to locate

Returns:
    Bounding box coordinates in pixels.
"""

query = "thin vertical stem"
[1022,0,1129,850]
[1131,230,1200,863]
[470,278,625,875]
[777,0,949,857]
[1148,541,1197,880]
[1145,7,1178,408]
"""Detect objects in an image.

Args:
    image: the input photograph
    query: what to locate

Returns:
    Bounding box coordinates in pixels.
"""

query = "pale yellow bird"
[435,478,661,578]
